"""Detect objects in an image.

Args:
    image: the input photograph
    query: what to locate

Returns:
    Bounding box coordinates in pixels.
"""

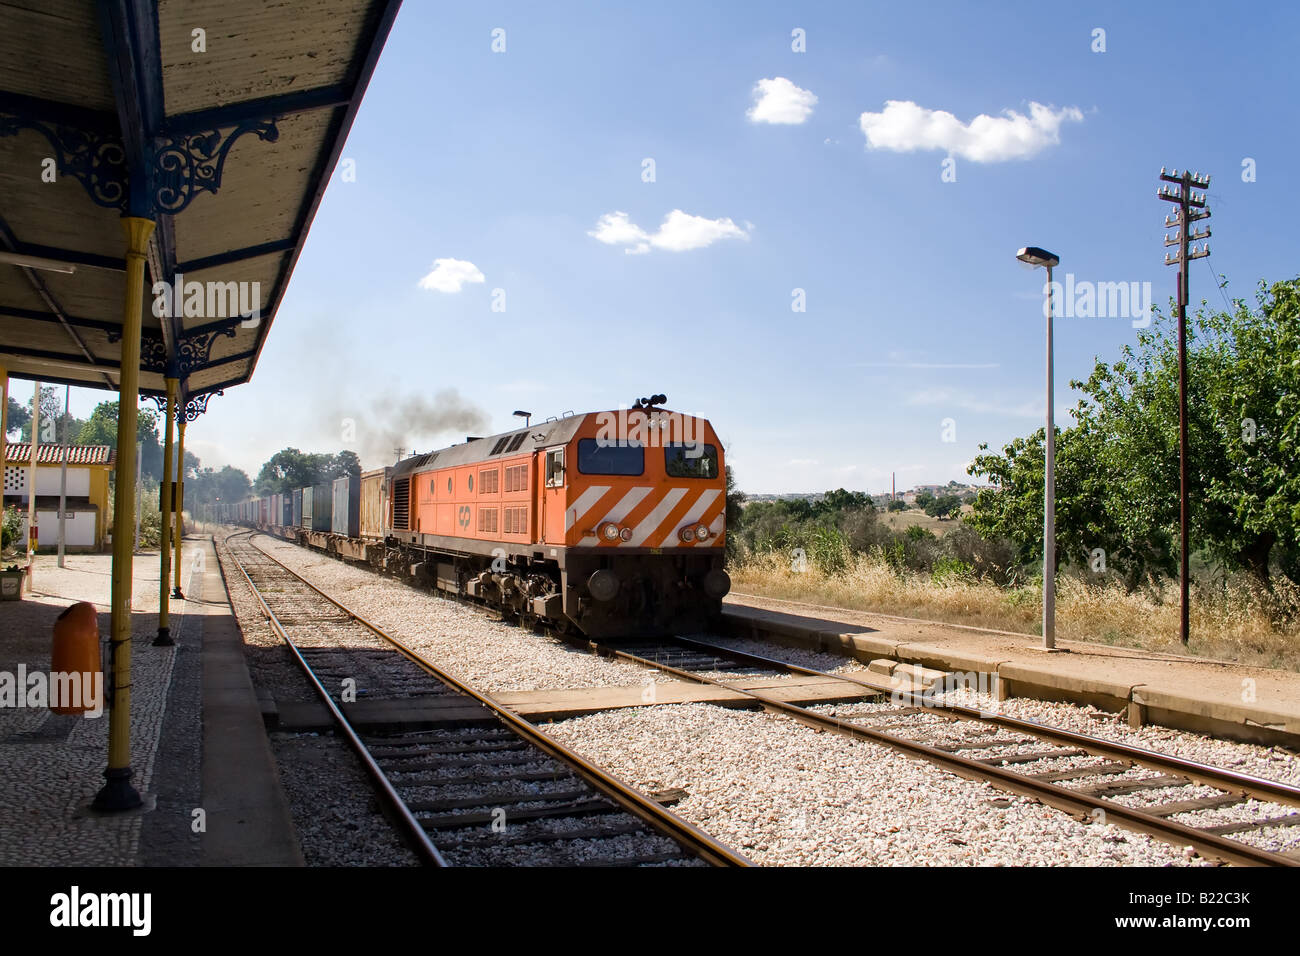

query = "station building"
[3,443,115,551]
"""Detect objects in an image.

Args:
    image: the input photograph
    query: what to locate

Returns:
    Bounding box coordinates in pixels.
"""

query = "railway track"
[574,635,1300,867]
[222,531,749,868]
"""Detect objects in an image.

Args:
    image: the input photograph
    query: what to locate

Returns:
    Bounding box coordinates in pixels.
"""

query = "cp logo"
[458,505,471,529]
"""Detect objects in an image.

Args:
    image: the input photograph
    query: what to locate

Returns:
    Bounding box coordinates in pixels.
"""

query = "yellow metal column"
[172,416,185,598]
[94,215,153,812]
[154,377,176,646]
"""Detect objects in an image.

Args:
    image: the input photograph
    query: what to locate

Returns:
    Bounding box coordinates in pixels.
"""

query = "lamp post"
[1016,246,1061,651]
[513,410,532,428]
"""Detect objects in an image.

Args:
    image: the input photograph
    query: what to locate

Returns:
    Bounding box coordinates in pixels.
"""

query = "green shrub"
[931,555,974,585]
[2,506,24,551]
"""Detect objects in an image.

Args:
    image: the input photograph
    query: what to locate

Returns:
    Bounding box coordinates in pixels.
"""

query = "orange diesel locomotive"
[380,402,730,637]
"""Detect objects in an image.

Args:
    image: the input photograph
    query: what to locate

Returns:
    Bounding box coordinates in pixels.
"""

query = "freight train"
[222,402,731,637]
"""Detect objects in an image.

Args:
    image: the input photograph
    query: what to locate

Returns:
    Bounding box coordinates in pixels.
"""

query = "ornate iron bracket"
[0,116,127,209]
[153,123,279,214]
[135,323,239,377]
[0,114,279,216]
[176,325,239,377]
[184,391,222,422]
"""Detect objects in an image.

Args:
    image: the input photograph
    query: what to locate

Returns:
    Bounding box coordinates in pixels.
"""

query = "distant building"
[3,444,115,551]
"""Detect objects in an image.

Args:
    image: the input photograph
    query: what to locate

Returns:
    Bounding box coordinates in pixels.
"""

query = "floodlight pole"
[1043,262,1056,650]
[1158,168,1211,646]
[1016,246,1061,650]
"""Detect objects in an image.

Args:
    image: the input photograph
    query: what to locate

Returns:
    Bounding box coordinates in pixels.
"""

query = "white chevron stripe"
[672,488,721,545]
[596,486,653,526]
[621,487,689,546]
[566,485,612,531]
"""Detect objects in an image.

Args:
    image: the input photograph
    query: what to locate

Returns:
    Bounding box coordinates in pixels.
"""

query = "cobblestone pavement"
[0,543,206,866]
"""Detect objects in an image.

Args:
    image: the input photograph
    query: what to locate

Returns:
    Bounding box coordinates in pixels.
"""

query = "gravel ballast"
[217,534,418,866]
[224,532,1297,866]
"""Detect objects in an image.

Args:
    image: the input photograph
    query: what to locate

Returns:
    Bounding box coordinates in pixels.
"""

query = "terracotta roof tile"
[4,444,115,465]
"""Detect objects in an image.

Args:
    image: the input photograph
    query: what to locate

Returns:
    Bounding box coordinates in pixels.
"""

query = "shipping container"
[360,467,390,539]
[301,486,314,529]
[292,488,303,528]
[332,476,361,538]
[309,483,331,531]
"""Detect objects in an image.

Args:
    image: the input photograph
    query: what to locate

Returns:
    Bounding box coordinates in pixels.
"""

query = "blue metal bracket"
[184,390,222,422]
[152,122,279,214]
[0,115,128,209]
[0,114,279,216]
[135,323,238,377]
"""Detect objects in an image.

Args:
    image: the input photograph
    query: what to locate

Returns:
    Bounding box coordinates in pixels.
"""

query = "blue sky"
[41,1,1300,493]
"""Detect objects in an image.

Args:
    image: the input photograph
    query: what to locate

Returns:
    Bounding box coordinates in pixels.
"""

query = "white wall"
[3,465,92,497]
[19,510,96,548]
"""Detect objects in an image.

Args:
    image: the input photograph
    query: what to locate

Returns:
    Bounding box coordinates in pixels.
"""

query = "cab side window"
[545,448,565,487]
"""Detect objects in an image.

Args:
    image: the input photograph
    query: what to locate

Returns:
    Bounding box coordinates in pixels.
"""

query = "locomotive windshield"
[664,443,718,478]
[577,438,645,475]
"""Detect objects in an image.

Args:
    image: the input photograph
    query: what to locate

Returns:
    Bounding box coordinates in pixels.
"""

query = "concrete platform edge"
[722,604,1300,749]
[202,537,305,866]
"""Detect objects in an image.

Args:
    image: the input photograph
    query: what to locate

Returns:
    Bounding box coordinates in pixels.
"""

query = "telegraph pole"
[1157,167,1211,646]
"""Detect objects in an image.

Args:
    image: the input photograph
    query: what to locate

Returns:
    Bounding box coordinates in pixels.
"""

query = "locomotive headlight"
[599,522,620,541]
[678,526,695,543]
[619,526,633,541]
[694,523,710,540]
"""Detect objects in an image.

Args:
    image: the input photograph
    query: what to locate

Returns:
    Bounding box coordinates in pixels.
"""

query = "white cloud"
[418,258,485,293]
[747,77,818,125]
[588,209,750,254]
[787,458,819,466]
[859,100,1083,162]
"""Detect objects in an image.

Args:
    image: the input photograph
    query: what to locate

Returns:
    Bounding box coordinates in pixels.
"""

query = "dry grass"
[731,550,1300,672]
[877,509,968,536]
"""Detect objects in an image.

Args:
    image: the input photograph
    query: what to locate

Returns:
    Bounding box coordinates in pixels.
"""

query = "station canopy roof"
[0,0,400,404]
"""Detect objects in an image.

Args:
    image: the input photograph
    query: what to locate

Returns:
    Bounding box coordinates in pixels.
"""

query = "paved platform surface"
[0,536,301,866]
[723,593,1300,747]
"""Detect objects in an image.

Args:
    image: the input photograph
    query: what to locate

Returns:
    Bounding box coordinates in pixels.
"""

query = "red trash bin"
[50,601,102,715]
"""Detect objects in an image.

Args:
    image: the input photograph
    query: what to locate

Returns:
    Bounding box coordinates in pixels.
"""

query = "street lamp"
[1016,246,1061,651]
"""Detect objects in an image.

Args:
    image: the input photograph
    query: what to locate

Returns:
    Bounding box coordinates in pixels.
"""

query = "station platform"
[0,536,301,866]
[723,593,1300,748]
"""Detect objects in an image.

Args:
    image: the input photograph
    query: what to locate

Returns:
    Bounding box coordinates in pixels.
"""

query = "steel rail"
[670,634,1300,811]
[236,532,750,868]
[223,530,448,866]
[578,635,1297,868]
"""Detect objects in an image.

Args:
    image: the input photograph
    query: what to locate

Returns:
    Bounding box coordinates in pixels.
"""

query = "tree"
[9,386,77,443]
[969,277,1300,590]
[256,448,329,494]
[914,490,935,509]
[925,494,962,520]
[187,464,252,512]
[886,499,907,513]
[817,488,873,515]
[77,401,164,480]
[323,450,362,481]
[5,395,28,439]
[724,465,746,557]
